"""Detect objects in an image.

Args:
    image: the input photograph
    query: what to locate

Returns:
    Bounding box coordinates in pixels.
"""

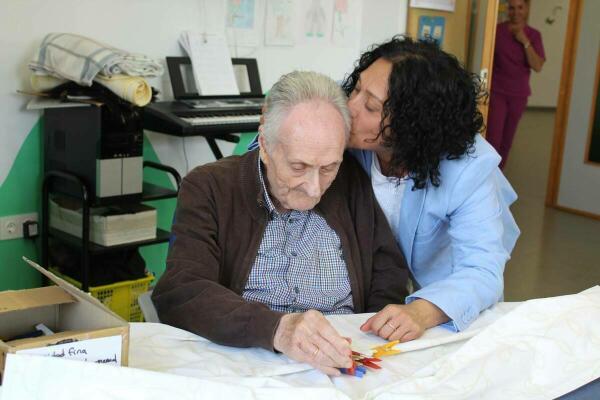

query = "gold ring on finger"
[312,347,320,357]
[386,322,396,330]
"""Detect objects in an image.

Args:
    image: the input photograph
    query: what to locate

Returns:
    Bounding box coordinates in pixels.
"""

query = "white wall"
[556,0,600,215]
[0,0,408,186]
[360,0,407,52]
[527,0,569,108]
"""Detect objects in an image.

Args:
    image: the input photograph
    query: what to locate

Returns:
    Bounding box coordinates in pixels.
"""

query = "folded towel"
[94,75,152,106]
[29,33,163,86]
[30,74,68,92]
[30,73,152,107]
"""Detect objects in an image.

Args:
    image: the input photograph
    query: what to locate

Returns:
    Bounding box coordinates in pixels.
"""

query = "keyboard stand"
[206,135,239,159]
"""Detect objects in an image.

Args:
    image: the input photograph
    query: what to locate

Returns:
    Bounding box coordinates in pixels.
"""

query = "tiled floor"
[502,109,600,301]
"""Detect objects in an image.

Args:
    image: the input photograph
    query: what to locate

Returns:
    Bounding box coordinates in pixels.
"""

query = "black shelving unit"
[41,161,181,291]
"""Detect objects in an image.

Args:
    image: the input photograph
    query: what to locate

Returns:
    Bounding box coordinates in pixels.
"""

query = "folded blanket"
[29,33,163,86]
[94,75,152,106]
[30,74,152,107]
[30,74,68,92]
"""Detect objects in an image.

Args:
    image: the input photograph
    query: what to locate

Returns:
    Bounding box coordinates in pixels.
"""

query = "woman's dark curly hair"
[342,35,485,190]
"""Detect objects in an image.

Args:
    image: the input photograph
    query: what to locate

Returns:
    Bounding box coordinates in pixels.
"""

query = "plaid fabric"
[242,157,354,314]
[29,33,163,86]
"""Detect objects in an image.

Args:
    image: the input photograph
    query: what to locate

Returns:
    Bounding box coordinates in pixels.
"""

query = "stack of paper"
[178,31,240,96]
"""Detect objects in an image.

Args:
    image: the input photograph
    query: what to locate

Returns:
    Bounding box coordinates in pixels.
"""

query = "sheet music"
[179,31,239,96]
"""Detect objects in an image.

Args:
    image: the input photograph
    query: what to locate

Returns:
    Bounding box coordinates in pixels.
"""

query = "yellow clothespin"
[371,340,402,358]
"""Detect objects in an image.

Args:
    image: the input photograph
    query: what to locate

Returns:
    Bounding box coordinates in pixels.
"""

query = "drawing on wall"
[497,0,509,23]
[297,0,333,44]
[226,0,255,29]
[418,16,446,46]
[410,0,456,12]
[226,0,259,47]
[306,0,326,38]
[265,0,295,46]
[331,0,360,46]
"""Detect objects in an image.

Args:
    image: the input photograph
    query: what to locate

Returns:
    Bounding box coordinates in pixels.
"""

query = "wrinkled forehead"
[275,101,346,164]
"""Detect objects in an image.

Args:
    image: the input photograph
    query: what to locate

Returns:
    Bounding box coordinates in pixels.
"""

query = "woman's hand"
[508,23,544,72]
[508,24,529,45]
[360,300,449,342]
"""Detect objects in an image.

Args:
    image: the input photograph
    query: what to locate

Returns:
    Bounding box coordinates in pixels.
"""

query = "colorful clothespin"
[352,351,383,369]
[371,340,402,358]
[340,350,385,377]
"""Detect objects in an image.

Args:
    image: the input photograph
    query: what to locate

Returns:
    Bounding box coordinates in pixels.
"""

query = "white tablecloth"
[2,287,600,399]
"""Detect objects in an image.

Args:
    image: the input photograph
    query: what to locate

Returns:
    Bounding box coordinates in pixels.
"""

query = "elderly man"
[152,71,409,376]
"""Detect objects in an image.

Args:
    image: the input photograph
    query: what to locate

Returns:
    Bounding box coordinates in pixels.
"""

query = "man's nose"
[304,170,321,198]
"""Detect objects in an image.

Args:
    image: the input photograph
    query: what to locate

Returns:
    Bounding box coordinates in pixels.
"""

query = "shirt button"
[290,251,298,257]
[294,286,300,294]
[288,218,295,223]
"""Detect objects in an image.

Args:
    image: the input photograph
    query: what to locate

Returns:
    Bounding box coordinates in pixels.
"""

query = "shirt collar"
[371,154,409,185]
[257,153,279,217]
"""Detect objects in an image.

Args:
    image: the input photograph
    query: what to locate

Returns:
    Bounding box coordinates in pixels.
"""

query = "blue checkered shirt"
[242,157,354,314]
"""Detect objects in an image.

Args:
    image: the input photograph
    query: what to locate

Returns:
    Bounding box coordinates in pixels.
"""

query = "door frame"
[479,0,500,127]
[545,0,585,208]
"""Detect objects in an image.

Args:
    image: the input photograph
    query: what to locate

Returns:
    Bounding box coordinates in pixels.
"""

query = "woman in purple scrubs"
[487,0,545,169]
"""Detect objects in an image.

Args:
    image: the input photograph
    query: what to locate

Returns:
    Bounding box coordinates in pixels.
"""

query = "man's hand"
[360,300,449,342]
[273,310,352,376]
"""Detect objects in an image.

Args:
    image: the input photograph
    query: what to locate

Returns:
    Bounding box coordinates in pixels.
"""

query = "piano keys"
[142,57,265,159]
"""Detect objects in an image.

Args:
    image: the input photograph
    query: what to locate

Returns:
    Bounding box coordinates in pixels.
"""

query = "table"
[2,287,600,399]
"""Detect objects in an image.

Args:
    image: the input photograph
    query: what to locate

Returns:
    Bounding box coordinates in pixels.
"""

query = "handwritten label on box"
[16,335,122,365]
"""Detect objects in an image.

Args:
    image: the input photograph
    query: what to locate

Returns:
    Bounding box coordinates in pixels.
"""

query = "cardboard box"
[0,257,129,383]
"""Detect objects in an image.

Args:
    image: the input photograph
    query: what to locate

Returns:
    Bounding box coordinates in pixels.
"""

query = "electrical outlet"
[0,213,38,240]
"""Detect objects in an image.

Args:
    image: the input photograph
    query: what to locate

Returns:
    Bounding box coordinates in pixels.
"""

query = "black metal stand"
[41,163,181,292]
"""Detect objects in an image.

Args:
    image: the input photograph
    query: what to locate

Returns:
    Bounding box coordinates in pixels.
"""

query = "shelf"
[49,228,171,254]
[43,164,179,292]
[142,182,178,201]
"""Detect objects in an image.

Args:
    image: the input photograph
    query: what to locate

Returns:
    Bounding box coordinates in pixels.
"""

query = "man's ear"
[258,134,269,167]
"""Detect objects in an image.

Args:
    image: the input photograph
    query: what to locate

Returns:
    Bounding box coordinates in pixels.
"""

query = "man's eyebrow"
[289,160,341,168]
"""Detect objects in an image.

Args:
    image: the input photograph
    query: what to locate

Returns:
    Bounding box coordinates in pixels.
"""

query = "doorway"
[497,0,570,201]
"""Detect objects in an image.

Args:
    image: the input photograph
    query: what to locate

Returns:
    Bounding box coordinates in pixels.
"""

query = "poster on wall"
[410,0,455,12]
[296,0,334,44]
[497,0,509,23]
[265,0,295,46]
[417,16,446,46]
[226,0,260,47]
[331,0,361,46]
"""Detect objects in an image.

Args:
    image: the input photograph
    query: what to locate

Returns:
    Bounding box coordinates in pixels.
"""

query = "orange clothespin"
[371,340,402,358]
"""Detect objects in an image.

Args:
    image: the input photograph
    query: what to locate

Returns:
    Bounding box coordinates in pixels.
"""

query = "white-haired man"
[153,71,409,375]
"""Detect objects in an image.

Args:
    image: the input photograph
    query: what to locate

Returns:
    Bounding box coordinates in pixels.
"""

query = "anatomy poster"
[331,0,361,46]
[297,0,334,44]
[265,0,295,46]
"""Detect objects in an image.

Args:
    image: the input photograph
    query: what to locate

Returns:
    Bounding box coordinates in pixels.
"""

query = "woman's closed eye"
[366,103,378,112]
